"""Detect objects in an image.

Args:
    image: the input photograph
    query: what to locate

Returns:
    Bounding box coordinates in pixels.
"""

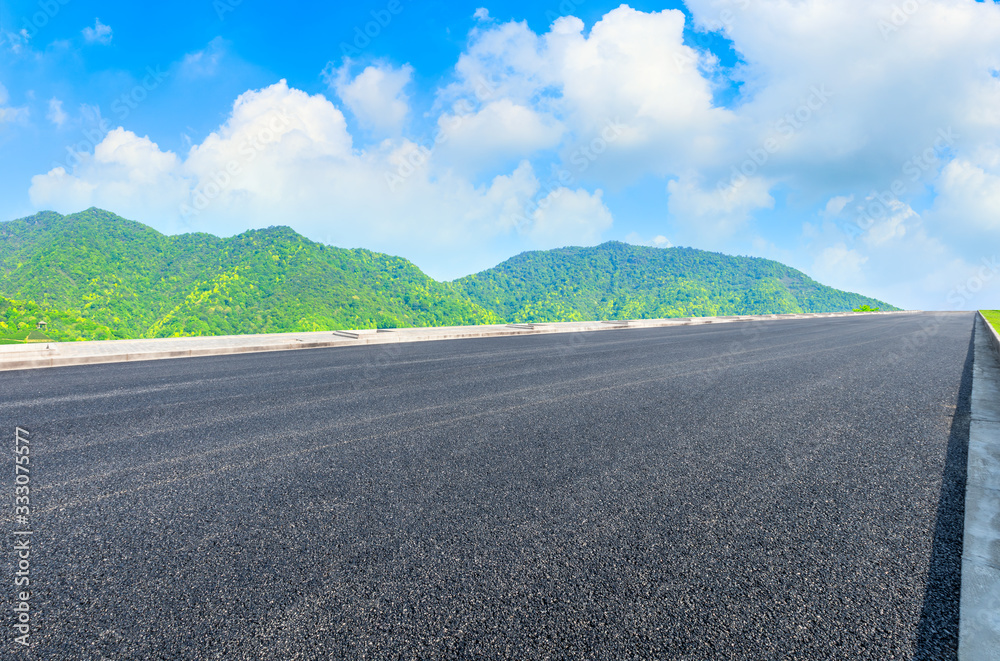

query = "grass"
[981,310,1000,333]
[0,330,31,344]
[0,330,52,344]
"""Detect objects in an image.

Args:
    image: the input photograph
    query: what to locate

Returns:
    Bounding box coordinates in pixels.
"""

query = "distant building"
[36,320,47,330]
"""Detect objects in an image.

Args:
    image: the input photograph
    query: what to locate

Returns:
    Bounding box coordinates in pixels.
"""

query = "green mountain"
[0,208,500,342]
[0,208,896,342]
[454,242,895,322]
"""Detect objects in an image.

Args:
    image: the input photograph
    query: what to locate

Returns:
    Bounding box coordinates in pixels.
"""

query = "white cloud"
[82,18,113,45]
[666,172,774,246]
[443,7,734,183]
[822,195,853,218]
[181,38,227,78]
[801,202,986,310]
[30,128,186,217]
[676,0,1000,308]
[28,80,612,278]
[861,198,912,247]
[435,99,563,175]
[625,232,672,248]
[684,0,1000,194]
[446,19,549,106]
[2,29,30,54]
[0,82,29,125]
[812,243,869,293]
[46,98,67,127]
[0,105,30,124]
[22,2,1000,307]
[523,187,614,249]
[929,151,1000,236]
[547,7,731,171]
[327,62,412,135]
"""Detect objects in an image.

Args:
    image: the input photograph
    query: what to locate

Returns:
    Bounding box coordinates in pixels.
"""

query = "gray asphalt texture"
[1,312,975,660]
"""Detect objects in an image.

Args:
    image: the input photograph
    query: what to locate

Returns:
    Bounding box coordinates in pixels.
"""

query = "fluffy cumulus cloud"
[434,99,564,176]
[691,1,1000,169]
[24,1,1000,305]
[30,128,186,220]
[29,81,602,277]
[524,187,614,247]
[679,0,1000,308]
[801,202,975,311]
[441,7,733,181]
[327,62,413,135]
[928,145,1000,238]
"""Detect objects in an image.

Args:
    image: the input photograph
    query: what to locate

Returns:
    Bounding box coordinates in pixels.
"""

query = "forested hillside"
[0,208,499,340]
[454,242,893,322]
[0,208,896,342]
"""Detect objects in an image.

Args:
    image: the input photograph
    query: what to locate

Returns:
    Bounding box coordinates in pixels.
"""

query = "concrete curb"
[0,310,916,373]
[959,314,1000,660]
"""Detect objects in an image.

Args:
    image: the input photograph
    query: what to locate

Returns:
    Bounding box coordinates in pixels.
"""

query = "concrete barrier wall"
[0,310,917,372]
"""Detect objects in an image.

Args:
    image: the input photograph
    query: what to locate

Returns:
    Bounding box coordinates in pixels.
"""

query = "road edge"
[0,310,916,372]
[959,313,1000,660]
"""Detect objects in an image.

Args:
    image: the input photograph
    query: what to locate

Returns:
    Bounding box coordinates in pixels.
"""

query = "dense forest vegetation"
[0,208,896,342]
[455,242,894,322]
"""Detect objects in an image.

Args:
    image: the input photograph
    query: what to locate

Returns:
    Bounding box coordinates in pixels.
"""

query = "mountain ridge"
[0,208,896,342]
[454,240,894,322]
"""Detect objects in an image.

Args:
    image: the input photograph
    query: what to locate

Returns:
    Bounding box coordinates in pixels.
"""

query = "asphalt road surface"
[1,312,975,659]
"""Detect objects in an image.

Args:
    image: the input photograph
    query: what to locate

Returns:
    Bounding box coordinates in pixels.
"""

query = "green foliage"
[0,208,500,339]
[0,209,898,342]
[0,296,115,342]
[455,242,896,321]
[982,310,1000,334]
[852,304,880,312]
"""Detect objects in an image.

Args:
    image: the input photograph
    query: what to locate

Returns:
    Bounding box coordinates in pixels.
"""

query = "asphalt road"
[1,312,975,659]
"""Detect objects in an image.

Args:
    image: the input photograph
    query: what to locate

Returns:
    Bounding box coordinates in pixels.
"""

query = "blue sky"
[2,1,1000,310]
